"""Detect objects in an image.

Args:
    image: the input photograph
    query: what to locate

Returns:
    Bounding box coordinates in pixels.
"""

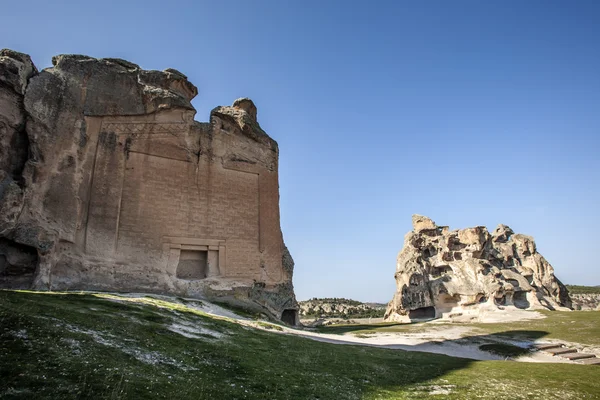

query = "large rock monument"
[0,49,298,324]
[384,215,571,322]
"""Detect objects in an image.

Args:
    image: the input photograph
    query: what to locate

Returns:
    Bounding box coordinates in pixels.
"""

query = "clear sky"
[3,1,599,301]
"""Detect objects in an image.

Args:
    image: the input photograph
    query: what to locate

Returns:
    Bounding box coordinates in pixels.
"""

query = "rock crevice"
[0,50,297,323]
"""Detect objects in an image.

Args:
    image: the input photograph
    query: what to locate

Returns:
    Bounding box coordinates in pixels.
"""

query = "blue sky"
[3,1,599,301]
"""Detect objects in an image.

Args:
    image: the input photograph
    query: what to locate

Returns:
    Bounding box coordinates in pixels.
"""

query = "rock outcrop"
[299,298,386,319]
[571,294,600,311]
[0,50,298,323]
[384,215,571,322]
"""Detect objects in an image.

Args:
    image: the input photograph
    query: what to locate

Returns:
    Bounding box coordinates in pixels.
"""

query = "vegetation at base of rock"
[566,285,600,294]
[1,290,599,399]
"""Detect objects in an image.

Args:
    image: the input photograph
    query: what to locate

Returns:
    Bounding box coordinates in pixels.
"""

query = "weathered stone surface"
[412,214,436,232]
[0,172,24,236]
[0,50,297,323]
[384,215,571,322]
[571,294,600,311]
[0,49,37,95]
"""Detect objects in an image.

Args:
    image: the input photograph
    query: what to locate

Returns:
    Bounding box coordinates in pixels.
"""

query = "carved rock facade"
[0,50,298,323]
[384,215,571,322]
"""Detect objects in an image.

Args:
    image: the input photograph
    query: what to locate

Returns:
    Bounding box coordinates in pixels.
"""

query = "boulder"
[384,215,572,322]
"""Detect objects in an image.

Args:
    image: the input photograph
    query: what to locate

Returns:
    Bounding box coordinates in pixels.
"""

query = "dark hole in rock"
[495,295,506,306]
[408,306,436,320]
[0,238,38,289]
[481,266,492,276]
[426,247,437,258]
[506,279,520,288]
[431,265,452,278]
[176,250,207,280]
[8,127,30,185]
[421,229,439,237]
[411,237,424,248]
[409,274,424,287]
[478,294,488,303]
[513,291,530,309]
[448,238,467,251]
[453,252,462,260]
[281,309,297,325]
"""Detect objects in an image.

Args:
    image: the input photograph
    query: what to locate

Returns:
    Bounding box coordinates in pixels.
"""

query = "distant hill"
[566,285,600,295]
[299,298,386,319]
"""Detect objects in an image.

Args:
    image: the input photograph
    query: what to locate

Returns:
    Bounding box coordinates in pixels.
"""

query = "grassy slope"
[0,291,599,400]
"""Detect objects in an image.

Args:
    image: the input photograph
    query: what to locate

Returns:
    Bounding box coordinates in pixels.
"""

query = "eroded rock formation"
[384,215,571,322]
[571,294,600,311]
[0,50,298,323]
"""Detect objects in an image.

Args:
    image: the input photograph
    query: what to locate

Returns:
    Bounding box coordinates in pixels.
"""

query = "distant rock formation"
[571,294,600,311]
[0,49,297,323]
[384,215,571,322]
[299,298,385,319]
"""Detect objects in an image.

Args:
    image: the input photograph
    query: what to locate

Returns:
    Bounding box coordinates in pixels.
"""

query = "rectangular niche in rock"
[177,250,208,280]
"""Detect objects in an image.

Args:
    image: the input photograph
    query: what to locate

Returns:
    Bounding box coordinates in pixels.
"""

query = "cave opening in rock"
[513,291,530,309]
[0,238,39,289]
[281,309,297,325]
[495,295,506,306]
[408,306,436,320]
[506,279,520,288]
[431,265,453,278]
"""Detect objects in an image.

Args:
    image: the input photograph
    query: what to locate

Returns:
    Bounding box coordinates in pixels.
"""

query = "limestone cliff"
[0,50,297,323]
[384,215,571,322]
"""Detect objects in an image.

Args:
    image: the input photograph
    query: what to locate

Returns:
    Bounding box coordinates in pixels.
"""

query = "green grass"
[314,321,451,336]
[211,301,266,320]
[567,285,600,295]
[317,310,600,347]
[469,310,600,346]
[256,321,284,331]
[1,290,599,399]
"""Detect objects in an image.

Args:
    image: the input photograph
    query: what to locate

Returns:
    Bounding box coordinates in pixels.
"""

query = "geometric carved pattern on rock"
[0,50,298,323]
[102,122,188,135]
